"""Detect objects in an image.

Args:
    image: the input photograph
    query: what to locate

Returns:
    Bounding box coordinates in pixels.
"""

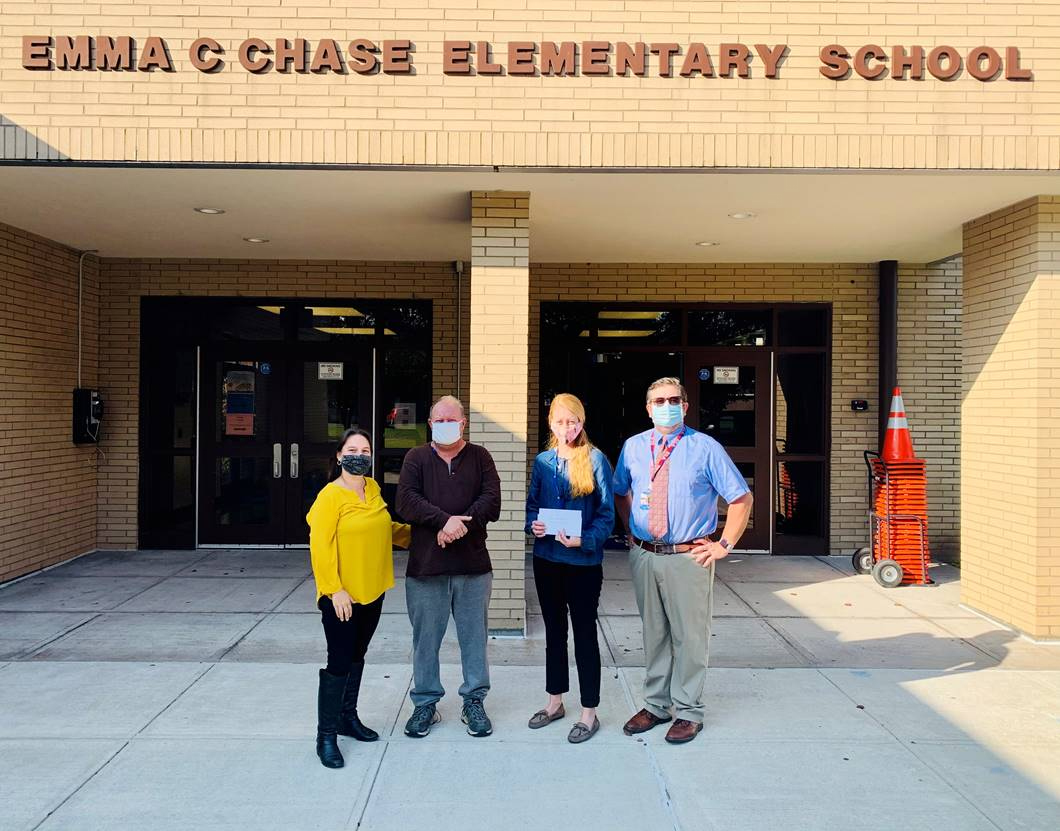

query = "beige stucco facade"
[1,1,1058,636]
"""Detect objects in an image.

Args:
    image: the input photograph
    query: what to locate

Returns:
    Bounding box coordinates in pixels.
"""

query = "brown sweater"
[395,442,502,577]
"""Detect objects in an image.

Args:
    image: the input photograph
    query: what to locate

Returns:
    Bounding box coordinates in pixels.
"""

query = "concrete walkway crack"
[616,668,684,831]
[134,662,216,736]
[29,740,131,831]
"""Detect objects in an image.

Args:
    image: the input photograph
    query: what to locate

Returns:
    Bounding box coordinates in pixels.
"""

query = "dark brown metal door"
[685,350,772,551]
[283,348,375,545]
[198,350,287,546]
[198,347,375,546]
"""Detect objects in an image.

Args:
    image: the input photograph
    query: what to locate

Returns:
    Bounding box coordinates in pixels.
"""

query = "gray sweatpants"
[406,572,493,707]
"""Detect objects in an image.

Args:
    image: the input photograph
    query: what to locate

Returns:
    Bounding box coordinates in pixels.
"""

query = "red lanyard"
[649,428,685,483]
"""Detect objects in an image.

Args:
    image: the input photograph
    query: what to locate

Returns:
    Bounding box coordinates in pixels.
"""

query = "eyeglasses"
[649,396,685,406]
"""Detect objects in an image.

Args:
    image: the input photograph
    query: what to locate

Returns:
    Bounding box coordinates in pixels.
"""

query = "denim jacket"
[525,447,615,566]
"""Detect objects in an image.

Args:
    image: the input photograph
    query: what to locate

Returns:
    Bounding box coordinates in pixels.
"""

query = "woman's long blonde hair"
[547,393,595,499]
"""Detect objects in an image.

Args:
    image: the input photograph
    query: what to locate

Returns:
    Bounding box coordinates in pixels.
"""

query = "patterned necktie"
[648,448,669,540]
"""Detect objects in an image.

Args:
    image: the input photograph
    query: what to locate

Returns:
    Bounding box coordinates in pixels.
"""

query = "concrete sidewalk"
[1,549,1058,830]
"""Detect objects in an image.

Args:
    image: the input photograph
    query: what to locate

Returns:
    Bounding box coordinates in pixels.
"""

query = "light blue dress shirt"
[613,426,750,544]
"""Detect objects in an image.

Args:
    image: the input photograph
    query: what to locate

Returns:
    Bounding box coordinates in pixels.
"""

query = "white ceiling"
[0,165,1057,263]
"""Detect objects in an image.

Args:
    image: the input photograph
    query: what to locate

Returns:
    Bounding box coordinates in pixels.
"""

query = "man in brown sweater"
[396,395,502,738]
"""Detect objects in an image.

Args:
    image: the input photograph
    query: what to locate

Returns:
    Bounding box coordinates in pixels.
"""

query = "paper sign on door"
[714,366,739,384]
[318,362,344,380]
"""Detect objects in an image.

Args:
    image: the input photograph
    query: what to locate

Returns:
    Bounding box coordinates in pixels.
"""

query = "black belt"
[632,536,697,555]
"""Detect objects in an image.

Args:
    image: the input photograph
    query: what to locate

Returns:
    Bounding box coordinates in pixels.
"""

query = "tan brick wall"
[470,191,529,631]
[0,220,98,582]
[529,262,962,557]
[2,1,1058,169]
[962,196,1060,638]
[0,213,964,591]
[96,258,462,549]
[899,257,962,563]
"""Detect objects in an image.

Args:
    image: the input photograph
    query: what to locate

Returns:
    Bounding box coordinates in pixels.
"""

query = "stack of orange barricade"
[871,389,932,585]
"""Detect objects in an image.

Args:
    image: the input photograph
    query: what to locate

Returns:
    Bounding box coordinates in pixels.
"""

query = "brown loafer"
[528,705,565,729]
[664,718,703,744]
[622,708,672,736]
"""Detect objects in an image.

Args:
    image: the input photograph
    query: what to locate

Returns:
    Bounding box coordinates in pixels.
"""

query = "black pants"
[318,594,384,676]
[533,556,603,708]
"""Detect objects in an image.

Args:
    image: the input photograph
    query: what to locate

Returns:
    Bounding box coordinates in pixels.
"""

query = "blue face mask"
[651,403,684,428]
[431,420,462,445]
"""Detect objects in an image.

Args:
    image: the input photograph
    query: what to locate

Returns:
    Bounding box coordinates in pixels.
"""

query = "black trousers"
[533,556,604,708]
[318,594,384,676]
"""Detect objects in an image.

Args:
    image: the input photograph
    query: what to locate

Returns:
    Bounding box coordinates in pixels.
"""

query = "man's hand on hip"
[689,538,728,568]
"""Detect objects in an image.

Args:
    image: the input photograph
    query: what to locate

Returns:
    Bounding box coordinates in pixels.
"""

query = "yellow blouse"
[306,478,412,605]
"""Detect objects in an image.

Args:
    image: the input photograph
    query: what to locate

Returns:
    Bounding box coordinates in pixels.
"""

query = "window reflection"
[298,306,379,341]
[775,461,825,537]
[380,304,431,340]
[302,361,365,444]
[688,310,770,346]
[382,347,430,450]
[594,310,678,343]
[778,308,828,347]
[717,463,754,531]
[776,355,826,454]
[541,306,599,340]
[211,305,284,341]
[214,457,271,525]
[698,366,756,447]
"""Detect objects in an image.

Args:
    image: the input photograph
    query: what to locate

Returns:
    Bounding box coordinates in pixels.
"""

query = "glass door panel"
[774,352,829,553]
[378,346,431,509]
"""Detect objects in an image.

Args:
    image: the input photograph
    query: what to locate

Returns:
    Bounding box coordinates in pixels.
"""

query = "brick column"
[469,191,530,633]
[962,196,1060,639]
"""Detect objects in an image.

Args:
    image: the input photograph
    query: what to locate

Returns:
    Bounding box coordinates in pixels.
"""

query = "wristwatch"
[718,538,733,552]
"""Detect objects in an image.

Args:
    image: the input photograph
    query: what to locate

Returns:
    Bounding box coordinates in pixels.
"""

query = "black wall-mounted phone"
[73,388,103,444]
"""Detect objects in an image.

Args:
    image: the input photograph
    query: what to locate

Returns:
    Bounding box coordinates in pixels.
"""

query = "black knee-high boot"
[338,662,379,742]
[317,668,346,768]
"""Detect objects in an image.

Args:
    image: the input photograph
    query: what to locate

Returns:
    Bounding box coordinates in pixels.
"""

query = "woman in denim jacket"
[525,393,614,743]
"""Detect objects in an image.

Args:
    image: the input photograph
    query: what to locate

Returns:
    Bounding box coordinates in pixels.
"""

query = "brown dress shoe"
[664,718,703,744]
[622,708,672,735]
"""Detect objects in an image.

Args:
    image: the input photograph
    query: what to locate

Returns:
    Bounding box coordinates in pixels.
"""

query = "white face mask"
[431,420,462,445]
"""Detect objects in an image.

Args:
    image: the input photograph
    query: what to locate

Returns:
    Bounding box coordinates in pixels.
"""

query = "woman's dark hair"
[329,428,372,481]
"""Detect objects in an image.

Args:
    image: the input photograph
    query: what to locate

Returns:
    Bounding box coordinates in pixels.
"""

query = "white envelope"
[538,508,583,538]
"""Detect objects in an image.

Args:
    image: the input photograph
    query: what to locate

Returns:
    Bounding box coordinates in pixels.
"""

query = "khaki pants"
[629,543,715,724]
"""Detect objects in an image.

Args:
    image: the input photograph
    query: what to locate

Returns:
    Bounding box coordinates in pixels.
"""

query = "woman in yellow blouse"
[307,427,411,769]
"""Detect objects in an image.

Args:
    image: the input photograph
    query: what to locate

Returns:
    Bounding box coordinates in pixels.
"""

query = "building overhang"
[1,164,1057,263]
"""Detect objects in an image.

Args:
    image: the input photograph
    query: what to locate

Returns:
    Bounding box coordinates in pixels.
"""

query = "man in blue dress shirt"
[613,376,753,744]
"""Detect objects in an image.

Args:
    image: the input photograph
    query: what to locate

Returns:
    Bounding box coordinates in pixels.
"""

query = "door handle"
[290,443,299,479]
[272,443,282,478]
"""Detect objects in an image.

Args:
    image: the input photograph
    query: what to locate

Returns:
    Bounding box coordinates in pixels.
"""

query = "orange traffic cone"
[881,387,915,461]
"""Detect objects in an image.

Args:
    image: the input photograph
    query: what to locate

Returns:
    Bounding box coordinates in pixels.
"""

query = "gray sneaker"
[461,698,493,737]
[404,703,440,738]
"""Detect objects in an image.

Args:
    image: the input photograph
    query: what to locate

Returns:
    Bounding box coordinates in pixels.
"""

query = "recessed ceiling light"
[728,211,756,220]
[695,241,719,247]
[243,237,270,243]
[194,207,225,215]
